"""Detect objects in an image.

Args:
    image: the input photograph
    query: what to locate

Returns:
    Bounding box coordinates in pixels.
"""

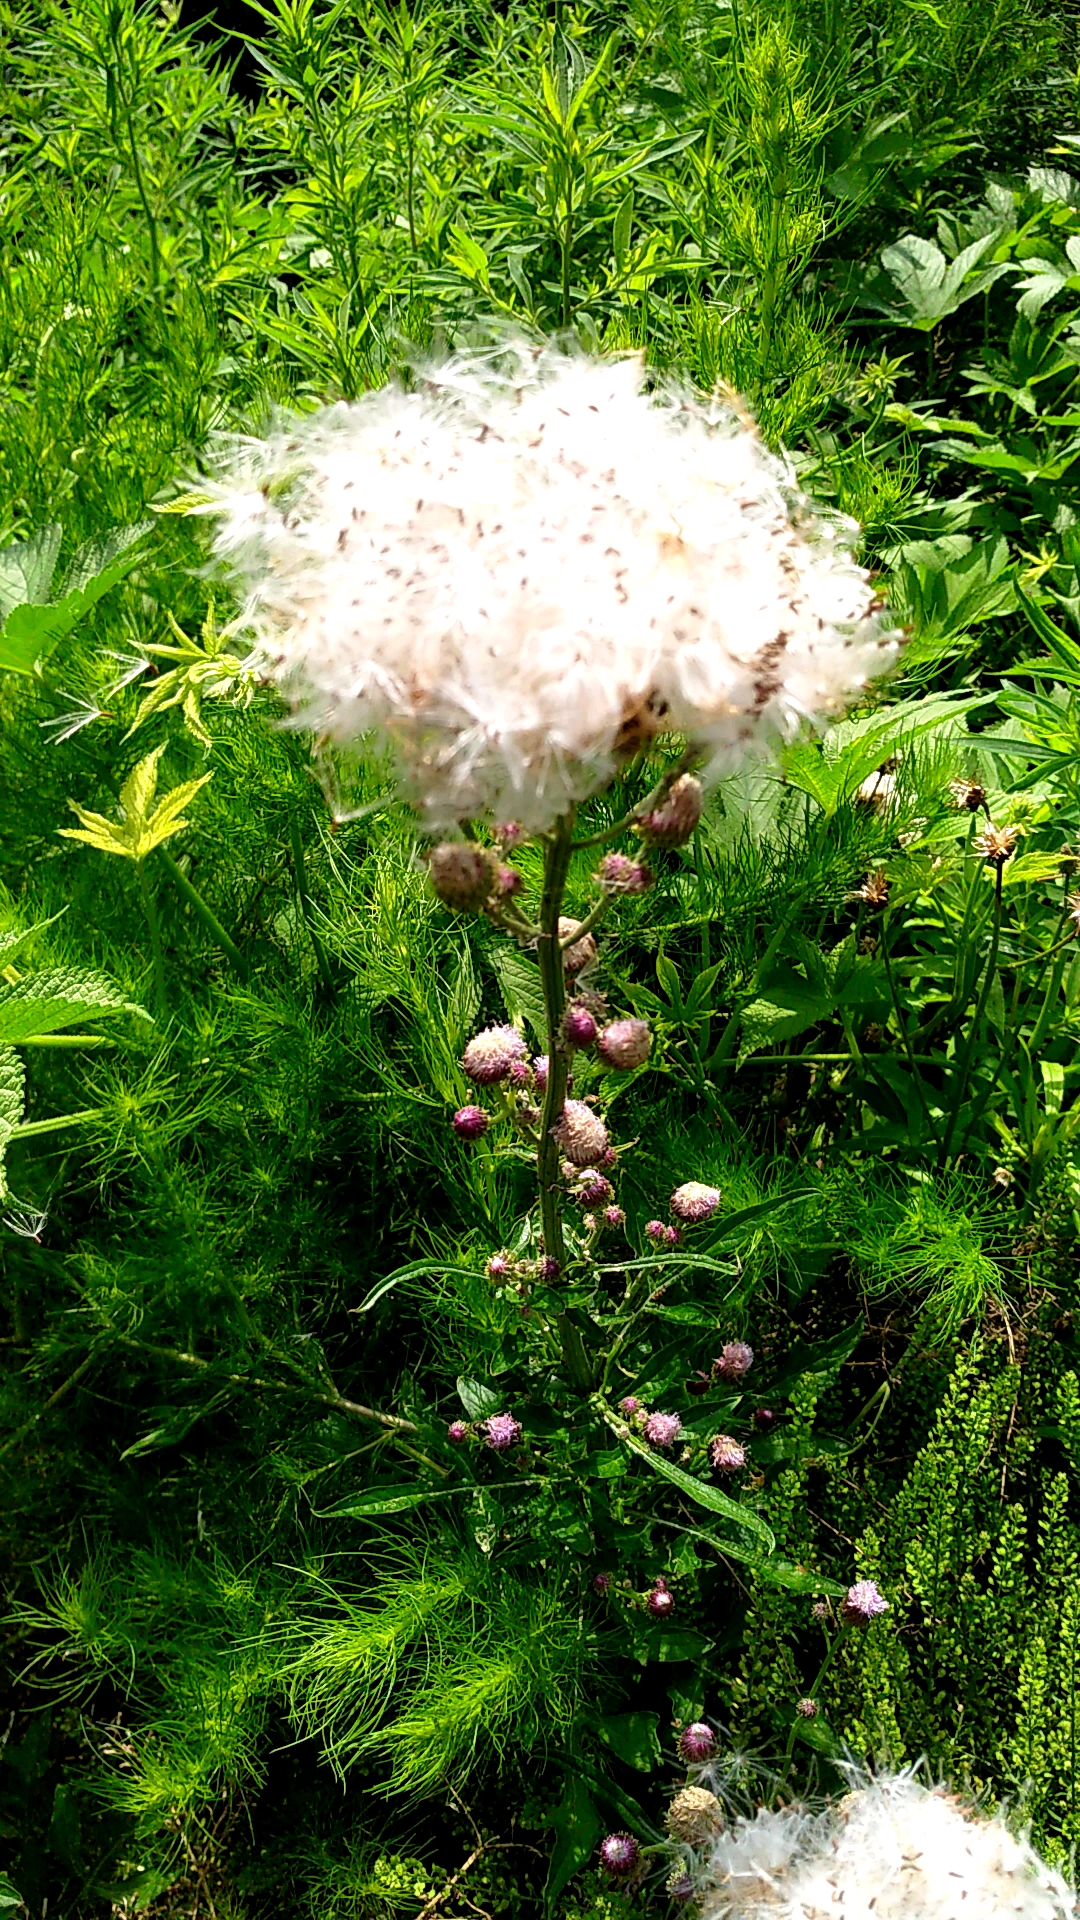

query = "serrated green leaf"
[0,970,140,1043]
[619,1427,774,1546]
[0,1047,26,1201]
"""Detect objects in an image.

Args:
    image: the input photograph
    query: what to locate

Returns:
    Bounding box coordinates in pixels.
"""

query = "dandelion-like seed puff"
[203,341,898,832]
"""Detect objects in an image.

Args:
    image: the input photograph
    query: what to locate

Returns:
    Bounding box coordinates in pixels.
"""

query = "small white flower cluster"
[205,342,897,832]
[691,1770,1075,1919]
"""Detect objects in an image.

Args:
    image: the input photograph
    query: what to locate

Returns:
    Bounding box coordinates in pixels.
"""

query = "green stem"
[779,1626,849,1783]
[158,848,250,984]
[940,866,1005,1169]
[138,858,167,1018]
[288,814,336,997]
[11,1108,107,1140]
[880,918,940,1149]
[535,815,593,1392]
[694,829,713,1062]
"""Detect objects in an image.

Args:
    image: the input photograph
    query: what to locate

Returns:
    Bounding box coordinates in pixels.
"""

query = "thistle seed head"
[598,1017,652,1070]
[428,841,493,910]
[462,1024,528,1085]
[551,1099,610,1166]
[708,1433,746,1473]
[856,865,890,909]
[666,1785,724,1845]
[951,775,988,813]
[559,916,598,974]
[974,822,1018,868]
[639,773,705,848]
[671,1180,721,1224]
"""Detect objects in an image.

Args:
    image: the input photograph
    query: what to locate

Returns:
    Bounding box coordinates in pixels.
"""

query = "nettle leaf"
[0,522,149,675]
[591,1710,662,1770]
[0,969,141,1043]
[457,1375,505,1419]
[544,1774,602,1913]
[0,1047,26,1200]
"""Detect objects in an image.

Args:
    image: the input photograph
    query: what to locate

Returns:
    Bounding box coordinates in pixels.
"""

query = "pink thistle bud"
[481,1412,523,1451]
[598,1017,652,1071]
[603,1205,626,1229]
[508,1059,531,1086]
[796,1697,818,1718]
[678,1722,717,1763]
[592,1571,613,1593]
[447,1419,470,1442]
[532,1055,549,1092]
[462,1025,528,1085]
[670,1181,721,1224]
[644,1411,682,1449]
[713,1341,754,1382]
[486,1254,512,1280]
[811,1600,830,1622]
[599,1833,640,1877]
[663,1225,681,1246]
[597,851,653,894]
[495,821,525,848]
[708,1434,746,1474]
[452,1104,489,1141]
[551,1099,609,1167]
[646,1582,675,1617]
[841,1579,888,1626]
[559,916,598,974]
[574,1170,614,1206]
[598,1146,617,1169]
[668,1871,695,1903]
[427,842,493,910]
[639,773,704,848]
[563,1003,599,1048]
[539,1255,560,1280]
[645,1219,667,1243]
[494,864,523,897]
[619,1396,643,1418]
[582,1212,598,1232]
[753,1407,777,1431]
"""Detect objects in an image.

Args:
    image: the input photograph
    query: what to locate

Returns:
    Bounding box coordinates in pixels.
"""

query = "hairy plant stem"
[536,813,594,1391]
[138,858,167,1018]
[159,847,250,983]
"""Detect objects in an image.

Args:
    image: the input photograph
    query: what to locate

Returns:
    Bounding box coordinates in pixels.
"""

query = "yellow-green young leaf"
[0,1047,26,1200]
[137,775,213,854]
[120,743,167,825]
[59,749,213,861]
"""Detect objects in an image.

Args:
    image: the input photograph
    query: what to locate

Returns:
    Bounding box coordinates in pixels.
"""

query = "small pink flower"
[599,1832,640,1877]
[841,1580,888,1626]
[678,1722,717,1763]
[708,1434,746,1473]
[619,1396,643,1418]
[447,1420,470,1442]
[638,773,703,848]
[645,1219,667,1243]
[574,1169,614,1206]
[663,1225,681,1246]
[494,864,523,897]
[597,851,653,894]
[532,1055,549,1092]
[714,1341,754,1382]
[539,1255,560,1280]
[603,1204,626,1229]
[592,1571,613,1594]
[564,1003,599,1048]
[671,1181,721,1225]
[644,1411,682,1449]
[482,1412,523,1450]
[598,1018,652,1071]
[462,1025,528,1085]
[646,1582,675,1617]
[486,1254,512,1280]
[452,1105,489,1141]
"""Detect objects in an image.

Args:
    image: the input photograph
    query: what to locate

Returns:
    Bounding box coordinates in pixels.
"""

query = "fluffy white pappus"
[692,1770,1076,1920]
[204,341,898,829]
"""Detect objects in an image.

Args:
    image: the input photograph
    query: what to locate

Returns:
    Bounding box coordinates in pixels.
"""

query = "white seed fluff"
[205,341,897,830]
[692,1771,1075,1920]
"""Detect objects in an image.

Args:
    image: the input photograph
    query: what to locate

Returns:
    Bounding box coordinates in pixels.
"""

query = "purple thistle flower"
[645,1218,667,1243]
[668,1871,695,1903]
[599,1832,640,1877]
[603,1204,626,1229]
[811,1600,830,1622]
[447,1420,470,1442]
[670,1181,721,1224]
[796,1697,819,1718]
[646,1581,675,1617]
[598,1146,618,1169]
[462,1025,528,1086]
[708,1434,746,1474]
[753,1407,777,1431]
[841,1579,889,1626]
[714,1341,754,1382]
[598,1017,652,1071]
[551,1099,609,1167]
[482,1412,523,1451]
[597,851,653,894]
[644,1410,682,1449]
[486,1253,512,1280]
[539,1255,560,1280]
[619,1396,643,1417]
[678,1721,717,1763]
[563,1003,599,1048]
[574,1169,614,1206]
[592,1571,613,1594]
[663,1225,681,1246]
[507,1058,531,1086]
[452,1104,490,1141]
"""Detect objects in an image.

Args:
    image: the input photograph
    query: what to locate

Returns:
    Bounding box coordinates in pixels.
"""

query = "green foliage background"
[4,0,1080,1911]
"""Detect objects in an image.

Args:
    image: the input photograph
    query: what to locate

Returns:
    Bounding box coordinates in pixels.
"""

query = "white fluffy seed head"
[204,342,898,831]
[692,1770,1076,1920]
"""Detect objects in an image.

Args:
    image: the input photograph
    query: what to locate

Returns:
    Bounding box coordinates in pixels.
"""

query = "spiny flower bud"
[452,1104,489,1141]
[663,1224,681,1246]
[592,1571,613,1593]
[598,1833,640,1878]
[645,1218,667,1243]
[619,1395,643,1418]
[532,1055,549,1092]
[797,1697,819,1718]
[678,1721,718,1763]
[597,851,653,894]
[563,1002,598,1048]
[646,1581,675,1617]
[603,1204,626,1229]
[486,1253,512,1281]
[671,1180,720,1224]
[482,1412,522,1451]
[753,1406,777,1431]
[811,1600,830,1622]
[644,1411,683,1449]
[539,1255,560,1280]
[666,1868,695,1903]
[428,841,493,910]
[552,1099,610,1166]
[559,917,598,974]
[494,863,523,897]
[639,774,704,848]
[582,1212,598,1232]
[574,1169,614,1206]
[708,1434,746,1473]
[495,821,525,848]
[598,1017,652,1071]
[714,1341,754,1382]
[462,1025,528,1085]
[447,1419,470,1442]
[666,1785,724,1844]
[841,1579,889,1625]
[507,1059,531,1086]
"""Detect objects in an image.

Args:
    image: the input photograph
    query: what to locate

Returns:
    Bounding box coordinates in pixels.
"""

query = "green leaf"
[0,969,140,1043]
[316,1485,462,1518]
[619,1428,774,1547]
[544,1774,602,1913]
[0,1046,26,1200]
[0,1872,25,1911]
[0,523,148,674]
[354,1260,489,1313]
[655,954,684,1011]
[457,1375,505,1419]
[591,1710,661,1771]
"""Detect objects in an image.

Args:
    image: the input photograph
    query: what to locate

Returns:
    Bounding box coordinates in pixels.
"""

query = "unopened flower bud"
[563,1003,598,1048]
[482,1412,523,1450]
[559,916,598,974]
[667,1869,695,1903]
[645,1219,667,1243]
[428,842,492,910]
[753,1407,777,1431]
[666,1785,723,1844]
[619,1396,643,1417]
[495,821,525,848]
[599,1833,640,1878]
[494,864,523,897]
[598,1146,617,1169]
[671,1181,720,1224]
[646,1582,675,1617]
[644,1411,682,1449]
[714,1341,754,1382]
[582,1212,597,1232]
[678,1721,717,1763]
[486,1253,512,1280]
[841,1579,888,1625]
[539,1255,560,1280]
[533,1055,549,1092]
[708,1434,746,1473]
[797,1697,819,1718]
[452,1104,489,1141]
[462,1025,528,1085]
[552,1099,609,1166]
[603,1204,626,1229]
[598,1017,652,1071]
[597,851,653,894]
[639,774,703,848]
[811,1600,830,1622]
[592,1571,613,1594]
[575,1171,614,1208]
[447,1419,469,1442]
[663,1224,681,1246]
